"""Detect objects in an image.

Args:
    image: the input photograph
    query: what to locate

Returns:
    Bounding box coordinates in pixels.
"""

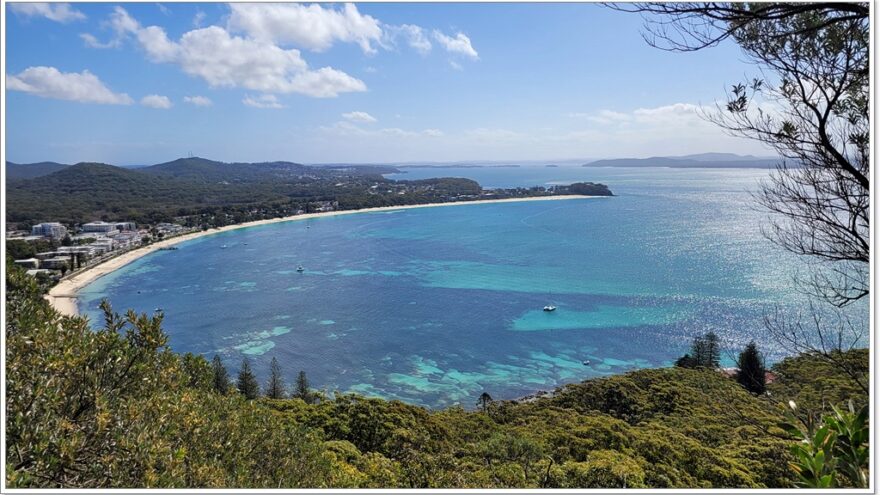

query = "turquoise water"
[79,167,868,408]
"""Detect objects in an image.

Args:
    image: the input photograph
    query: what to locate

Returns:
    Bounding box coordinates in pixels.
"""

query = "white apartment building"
[81,221,119,234]
[31,223,68,239]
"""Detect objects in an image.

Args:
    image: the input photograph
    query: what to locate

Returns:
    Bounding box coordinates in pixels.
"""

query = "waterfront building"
[13,258,40,269]
[81,221,119,234]
[31,222,68,239]
[40,257,71,270]
[25,269,55,277]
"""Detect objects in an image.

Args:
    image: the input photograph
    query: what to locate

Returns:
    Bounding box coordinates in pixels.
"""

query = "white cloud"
[433,30,478,60]
[141,94,173,109]
[632,103,701,122]
[342,111,377,123]
[9,3,85,23]
[80,33,118,49]
[569,109,630,122]
[7,66,133,105]
[322,121,442,138]
[183,95,213,107]
[157,4,171,16]
[449,60,463,71]
[227,3,383,54]
[386,24,432,55]
[243,94,283,109]
[99,8,367,98]
[192,10,206,28]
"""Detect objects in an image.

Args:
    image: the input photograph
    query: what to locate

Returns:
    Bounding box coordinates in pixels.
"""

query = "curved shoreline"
[46,195,599,316]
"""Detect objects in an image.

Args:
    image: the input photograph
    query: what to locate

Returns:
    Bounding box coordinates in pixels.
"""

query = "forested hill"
[4,264,868,488]
[6,161,70,180]
[141,157,316,182]
[6,158,606,227]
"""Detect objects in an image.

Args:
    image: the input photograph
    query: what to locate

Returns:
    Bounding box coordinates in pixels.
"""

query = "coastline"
[45,195,598,317]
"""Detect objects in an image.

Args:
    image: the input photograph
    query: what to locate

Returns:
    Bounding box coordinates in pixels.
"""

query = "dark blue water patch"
[78,168,868,408]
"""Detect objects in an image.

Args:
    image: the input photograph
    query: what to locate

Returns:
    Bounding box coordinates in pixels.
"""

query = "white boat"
[296,265,305,272]
[220,245,228,249]
[543,305,557,312]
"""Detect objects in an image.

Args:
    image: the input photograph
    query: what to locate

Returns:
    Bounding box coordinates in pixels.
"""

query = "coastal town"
[7,220,189,281]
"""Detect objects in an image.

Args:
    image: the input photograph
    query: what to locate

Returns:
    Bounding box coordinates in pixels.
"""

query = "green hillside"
[5,161,70,180]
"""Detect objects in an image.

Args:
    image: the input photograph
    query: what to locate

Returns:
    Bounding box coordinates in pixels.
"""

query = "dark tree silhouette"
[236,358,260,400]
[211,355,230,394]
[293,370,312,404]
[612,3,869,308]
[613,2,869,395]
[674,353,697,369]
[477,392,494,412]
[608,3,868,53]
[265,357,286,400]
[736,341,767,394]
[678,332,721,369]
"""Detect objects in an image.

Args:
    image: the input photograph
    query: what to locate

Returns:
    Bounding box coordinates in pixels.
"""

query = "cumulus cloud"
[227,3,383,54]
[7,66,133,105]
[141,94,172,109]
[183,95,213,107]
[433,30,478,60]
[342,111,377,123]
[243,94,283,109]
[9,3,85,23]
[386,24,432,55]
[93,8,366,98]
[80,33,118,49]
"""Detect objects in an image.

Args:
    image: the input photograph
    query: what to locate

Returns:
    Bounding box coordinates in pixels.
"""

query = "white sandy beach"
[45,195,597,316]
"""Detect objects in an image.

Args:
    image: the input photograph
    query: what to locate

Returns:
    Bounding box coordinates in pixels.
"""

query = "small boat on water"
[220,245,228,249]
[582,360,591,366]
[543,305,557,312]
[297,265,305,273]
[154,307,163,312]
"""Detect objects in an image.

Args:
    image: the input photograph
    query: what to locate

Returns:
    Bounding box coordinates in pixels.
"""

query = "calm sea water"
[79,166,868,408]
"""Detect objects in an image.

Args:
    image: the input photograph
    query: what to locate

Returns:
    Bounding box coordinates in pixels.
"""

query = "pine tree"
[476,392,493,412]
[736,341,767,394]
[265,357,286,399]
[686,332,722,368]
[211,355,230,394]
[237,358,260,400]
[294,370,312,403]
[705,332,721,368]
[691,335,708,367]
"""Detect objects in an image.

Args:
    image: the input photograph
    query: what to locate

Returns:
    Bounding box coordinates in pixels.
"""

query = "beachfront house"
[13,258,40,269]
[40,257,71,270]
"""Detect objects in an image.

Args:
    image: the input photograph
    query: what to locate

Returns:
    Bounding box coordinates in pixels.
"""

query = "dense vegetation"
[6,161,70,180]
[5,264,867,488]
[5,158,610,228]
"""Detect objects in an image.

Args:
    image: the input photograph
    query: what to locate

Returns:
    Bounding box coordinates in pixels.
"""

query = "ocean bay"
[78,167,867,408]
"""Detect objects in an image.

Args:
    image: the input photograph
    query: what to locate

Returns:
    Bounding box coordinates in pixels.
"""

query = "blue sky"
[5,2,771,165]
